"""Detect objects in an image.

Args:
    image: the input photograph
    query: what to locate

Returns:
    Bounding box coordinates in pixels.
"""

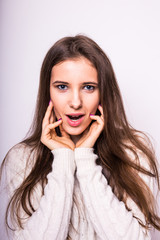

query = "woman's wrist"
[74,148,97,172]
[51,148,75,175]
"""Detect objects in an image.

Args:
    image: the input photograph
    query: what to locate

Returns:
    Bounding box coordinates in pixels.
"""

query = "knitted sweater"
[0,144,153,240]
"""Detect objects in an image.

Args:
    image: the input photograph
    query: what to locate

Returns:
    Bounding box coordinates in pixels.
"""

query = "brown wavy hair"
[1,35,160,234]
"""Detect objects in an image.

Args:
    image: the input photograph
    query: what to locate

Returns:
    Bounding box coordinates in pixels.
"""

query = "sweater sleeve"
[74,148,152,240]
[0,146,75,240]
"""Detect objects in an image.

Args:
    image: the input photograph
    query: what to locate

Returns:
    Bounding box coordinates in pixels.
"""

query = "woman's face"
[50,57,100,138]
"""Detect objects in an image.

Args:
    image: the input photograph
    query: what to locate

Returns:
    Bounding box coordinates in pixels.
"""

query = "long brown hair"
[1,35,160,232]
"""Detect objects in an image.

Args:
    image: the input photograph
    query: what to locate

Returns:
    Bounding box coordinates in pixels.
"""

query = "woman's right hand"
[41,101,75,151]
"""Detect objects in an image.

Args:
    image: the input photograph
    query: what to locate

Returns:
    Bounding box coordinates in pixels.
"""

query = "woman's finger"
[47,119,63,131]
[49,111,54,124]
[90,114,104,125]
[42,101,53,129]
[59,123,70,138]
[89,115,104,134]
[52,107,57,122]
[42,119,62,138]
[98,105,104,120]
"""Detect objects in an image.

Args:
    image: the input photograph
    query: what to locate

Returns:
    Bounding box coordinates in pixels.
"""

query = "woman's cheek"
[91,104,99,115]
[52,106,61,120]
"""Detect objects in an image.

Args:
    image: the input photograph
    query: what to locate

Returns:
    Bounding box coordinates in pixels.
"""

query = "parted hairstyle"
[1,34,160,233]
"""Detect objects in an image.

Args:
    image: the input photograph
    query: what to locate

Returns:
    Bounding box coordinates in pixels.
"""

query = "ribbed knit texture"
[0,145,153,239]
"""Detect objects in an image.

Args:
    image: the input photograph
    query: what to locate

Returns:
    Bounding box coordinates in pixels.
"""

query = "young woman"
[0,35,160,240]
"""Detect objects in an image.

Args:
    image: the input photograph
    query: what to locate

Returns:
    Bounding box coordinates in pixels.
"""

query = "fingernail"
[58,118,62,121]
[49,100,52,105]
[90,114,94,116]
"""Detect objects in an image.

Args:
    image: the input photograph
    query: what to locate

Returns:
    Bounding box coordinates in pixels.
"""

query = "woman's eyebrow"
[82,81,98,85]
[52,81,98,85]
[52,80,69,85]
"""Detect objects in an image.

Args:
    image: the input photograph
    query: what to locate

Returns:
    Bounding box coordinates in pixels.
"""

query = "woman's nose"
[69,90,82,109]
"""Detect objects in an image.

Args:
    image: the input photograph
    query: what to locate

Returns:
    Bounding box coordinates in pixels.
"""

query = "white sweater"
[0,144,154,240]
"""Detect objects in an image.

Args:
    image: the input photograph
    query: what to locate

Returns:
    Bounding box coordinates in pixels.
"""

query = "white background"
[0,0,160,238]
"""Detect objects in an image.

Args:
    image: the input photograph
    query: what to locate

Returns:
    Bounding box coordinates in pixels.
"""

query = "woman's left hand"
[76,105,104,148]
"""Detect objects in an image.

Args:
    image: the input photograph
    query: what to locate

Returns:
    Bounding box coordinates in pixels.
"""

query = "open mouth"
[66,114,85,127]
[67,115,84,121]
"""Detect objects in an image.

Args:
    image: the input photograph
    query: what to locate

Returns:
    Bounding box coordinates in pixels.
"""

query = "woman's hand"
[76,105,104,148]
[41,101,75,151]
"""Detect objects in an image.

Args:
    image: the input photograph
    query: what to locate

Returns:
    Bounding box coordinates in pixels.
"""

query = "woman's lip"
[66,115,84,127]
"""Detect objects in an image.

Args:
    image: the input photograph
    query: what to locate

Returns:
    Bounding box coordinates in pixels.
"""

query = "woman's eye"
[84,85,95,91]
[57,85,67,90]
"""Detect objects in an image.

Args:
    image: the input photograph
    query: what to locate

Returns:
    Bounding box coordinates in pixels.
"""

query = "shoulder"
[2,143,36,186]
[4,143,33,167]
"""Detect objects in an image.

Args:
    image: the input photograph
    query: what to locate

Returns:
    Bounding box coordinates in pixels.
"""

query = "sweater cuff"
[51,148,75,175]
[74,148,98,172]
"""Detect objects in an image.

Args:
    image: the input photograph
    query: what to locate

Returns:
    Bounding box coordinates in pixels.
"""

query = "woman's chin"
[63,124,86,137]
[66,128,84,136]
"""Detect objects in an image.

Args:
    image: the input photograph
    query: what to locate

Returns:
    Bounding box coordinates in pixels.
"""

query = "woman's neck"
[70,134,82,145]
